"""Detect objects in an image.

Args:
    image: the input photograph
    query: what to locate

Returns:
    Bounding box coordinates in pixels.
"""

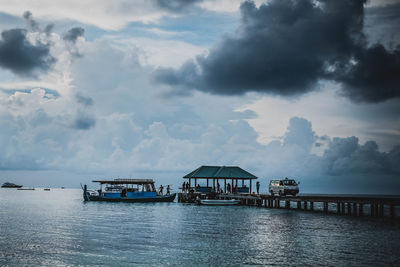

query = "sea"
[1,188,400,266]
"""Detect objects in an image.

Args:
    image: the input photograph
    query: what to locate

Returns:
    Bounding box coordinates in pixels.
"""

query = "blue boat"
[83,179,176,202]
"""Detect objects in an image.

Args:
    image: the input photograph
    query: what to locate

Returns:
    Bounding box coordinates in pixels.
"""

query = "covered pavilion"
[183,166,258,194]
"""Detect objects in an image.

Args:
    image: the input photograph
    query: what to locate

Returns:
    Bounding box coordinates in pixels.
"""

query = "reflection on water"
[1,189,399,266]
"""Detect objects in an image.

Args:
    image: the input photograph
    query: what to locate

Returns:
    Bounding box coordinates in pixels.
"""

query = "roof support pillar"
[224,179,226,193]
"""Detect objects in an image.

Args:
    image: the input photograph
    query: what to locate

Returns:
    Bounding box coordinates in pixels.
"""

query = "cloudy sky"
[0,0,399,193]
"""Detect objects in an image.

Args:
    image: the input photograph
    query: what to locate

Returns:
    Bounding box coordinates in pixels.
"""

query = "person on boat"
[256,181,260,195]
[227,183,231,194]
[159,185,164,195]
[217,182,220,193]
[167,185,170,195]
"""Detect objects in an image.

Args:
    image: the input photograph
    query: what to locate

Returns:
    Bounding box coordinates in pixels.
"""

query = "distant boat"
[61,187,65,189]
[17,188,35,190]
[197,199,240,206]
[1,182,23,188]
[44,188,50,191]
[83,179,176,202]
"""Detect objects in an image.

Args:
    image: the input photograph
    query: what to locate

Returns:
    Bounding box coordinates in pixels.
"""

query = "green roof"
[183,166,257,179]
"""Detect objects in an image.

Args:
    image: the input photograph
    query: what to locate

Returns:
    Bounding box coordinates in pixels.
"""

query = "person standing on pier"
[227,183,231,194]
[256,181,260,195]
[217,182,220,193]
[182,181,186,192]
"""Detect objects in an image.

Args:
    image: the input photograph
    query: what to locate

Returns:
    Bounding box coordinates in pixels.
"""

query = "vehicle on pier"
[269,178,299,196]
[83,178,176,202]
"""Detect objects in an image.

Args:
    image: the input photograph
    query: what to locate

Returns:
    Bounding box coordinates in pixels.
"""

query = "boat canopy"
[92,179,155,185]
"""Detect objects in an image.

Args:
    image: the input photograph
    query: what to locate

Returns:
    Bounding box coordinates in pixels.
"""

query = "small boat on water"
[44,188,50,191]
[17,188,35,190]
[1,182,23,188]
[197,199,240,206]
[83,178,176,202]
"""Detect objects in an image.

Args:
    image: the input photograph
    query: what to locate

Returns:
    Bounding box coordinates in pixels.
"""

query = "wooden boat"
[83,179,176,202]
[198,199,240,206]
[44,188,50,191]
[17,188,35,190]
[2,182,23,188]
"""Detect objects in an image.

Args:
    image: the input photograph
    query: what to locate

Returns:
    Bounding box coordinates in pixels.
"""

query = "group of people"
[181,180,261,195]
[158,185,171,195]
[159,181,262,195]
[181,182,191,192]
[160,181,258,195]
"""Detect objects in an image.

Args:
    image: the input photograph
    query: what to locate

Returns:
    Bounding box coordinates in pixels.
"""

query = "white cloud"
[106,35,206,68]
[0,0,173,30]
[239,83,400,152]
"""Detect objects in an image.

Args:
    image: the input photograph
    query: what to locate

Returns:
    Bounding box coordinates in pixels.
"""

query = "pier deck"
[178,192,400,219]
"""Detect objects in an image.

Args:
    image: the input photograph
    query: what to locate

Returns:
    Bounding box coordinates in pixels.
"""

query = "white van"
[269,178,299,196]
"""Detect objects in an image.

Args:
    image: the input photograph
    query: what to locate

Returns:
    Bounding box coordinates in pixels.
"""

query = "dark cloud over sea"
[0,28,55,76]
[155,0,400,103]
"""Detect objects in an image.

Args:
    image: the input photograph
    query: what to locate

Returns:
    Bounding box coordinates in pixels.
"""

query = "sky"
[0,0,399,194]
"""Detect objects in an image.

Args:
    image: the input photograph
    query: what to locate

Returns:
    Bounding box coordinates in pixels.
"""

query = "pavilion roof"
[183,166,257,179]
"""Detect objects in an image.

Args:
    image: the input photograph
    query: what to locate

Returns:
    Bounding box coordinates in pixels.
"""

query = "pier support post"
[359,204,363,217]
[324,202,328,213]
[390,205,395,219]
[341,203,345,214]
[375,204,380,217]
[337,202,341,215]
[304,201,308,211]
[379,204,384,218]
[297,201,301,209]
[285,200,290,209]
[370,204,375,217]
[353,203,357,216]
[347,203,351,215]
[310,202,314,211]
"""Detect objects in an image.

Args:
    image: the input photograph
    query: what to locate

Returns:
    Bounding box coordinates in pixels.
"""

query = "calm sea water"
[1,189,400,266]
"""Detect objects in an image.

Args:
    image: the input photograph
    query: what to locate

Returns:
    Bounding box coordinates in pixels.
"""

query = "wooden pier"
[178,192,400,219]
[178,166,400,220]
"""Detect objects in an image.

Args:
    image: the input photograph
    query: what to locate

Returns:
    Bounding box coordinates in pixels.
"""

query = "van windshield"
[283,180,296,185]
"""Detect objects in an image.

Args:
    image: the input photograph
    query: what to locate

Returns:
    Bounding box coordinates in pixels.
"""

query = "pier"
[178,192,400,219]
[178,165,400,220]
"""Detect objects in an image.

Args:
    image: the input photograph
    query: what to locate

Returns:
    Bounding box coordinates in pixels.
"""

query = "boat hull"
[198,199,240,206]
[2,185,23,188]
[84,193,176,202]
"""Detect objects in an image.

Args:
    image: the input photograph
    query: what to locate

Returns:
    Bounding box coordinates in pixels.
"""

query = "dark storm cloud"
[321,137,399,175]
[63,27,85,43]
[155,0,202,12]
[155,0,400,103]
[73,114,96,130]
[0,28,55,75]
